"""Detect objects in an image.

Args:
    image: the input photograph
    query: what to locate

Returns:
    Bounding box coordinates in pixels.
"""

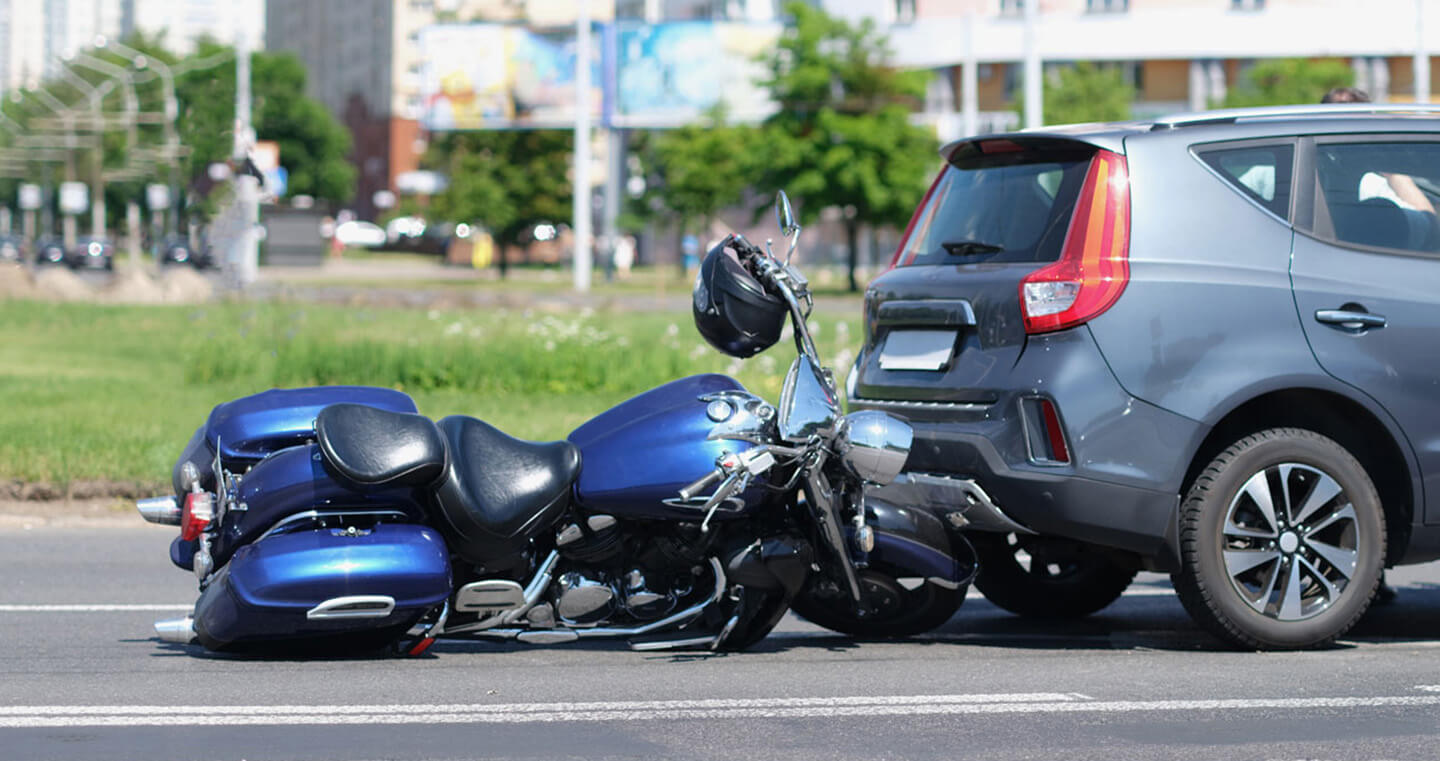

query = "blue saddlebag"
[192,523,451,650]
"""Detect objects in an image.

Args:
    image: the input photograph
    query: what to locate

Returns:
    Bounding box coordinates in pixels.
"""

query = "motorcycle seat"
[433,415,581,561]
[315,404,448,487]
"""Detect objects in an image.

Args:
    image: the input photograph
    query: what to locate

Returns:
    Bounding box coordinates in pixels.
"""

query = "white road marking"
[2,694,1439,729]
[0,604,191,612]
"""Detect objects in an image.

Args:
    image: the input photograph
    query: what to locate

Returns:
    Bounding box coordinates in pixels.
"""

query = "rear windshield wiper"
[941,240,1005,256]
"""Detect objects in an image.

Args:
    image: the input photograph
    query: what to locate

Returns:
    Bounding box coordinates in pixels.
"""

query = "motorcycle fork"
[802,469,865,603]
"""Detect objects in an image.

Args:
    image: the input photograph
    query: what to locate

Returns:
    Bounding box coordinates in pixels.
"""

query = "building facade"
[823,0,1440,140]
[1,0,126,95]
[120,0,266,56]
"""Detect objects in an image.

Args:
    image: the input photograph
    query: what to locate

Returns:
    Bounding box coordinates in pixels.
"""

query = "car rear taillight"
[180,492,214,541]
[1020,149,1130,334]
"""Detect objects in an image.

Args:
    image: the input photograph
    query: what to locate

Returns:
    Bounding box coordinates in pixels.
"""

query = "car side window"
[1312,140,1440,254]
[1195,143,1294,219]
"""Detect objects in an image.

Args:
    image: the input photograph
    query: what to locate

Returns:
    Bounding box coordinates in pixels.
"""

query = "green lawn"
[0,298,863,490]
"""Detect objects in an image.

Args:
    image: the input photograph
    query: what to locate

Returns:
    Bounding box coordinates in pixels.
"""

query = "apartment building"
[120,0,266,56]
[825,0,1439,140]
[0,0,125,95]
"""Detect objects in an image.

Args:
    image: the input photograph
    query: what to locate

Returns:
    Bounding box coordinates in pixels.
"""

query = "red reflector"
[1020,149,1131,334]
[408,637,437,656]
[180,493,214,541]
[1039,399,1070,464]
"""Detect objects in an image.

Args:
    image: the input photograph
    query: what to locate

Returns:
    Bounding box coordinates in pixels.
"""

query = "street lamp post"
[96,37,180,236]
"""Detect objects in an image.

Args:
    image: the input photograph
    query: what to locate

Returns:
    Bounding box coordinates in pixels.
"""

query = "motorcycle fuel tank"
[569,374,770,521]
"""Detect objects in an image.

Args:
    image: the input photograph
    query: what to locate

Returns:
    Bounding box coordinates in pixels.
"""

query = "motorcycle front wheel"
[791,567,965,638]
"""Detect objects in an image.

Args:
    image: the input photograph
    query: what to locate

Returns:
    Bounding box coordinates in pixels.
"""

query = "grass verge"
[0,298,862,490]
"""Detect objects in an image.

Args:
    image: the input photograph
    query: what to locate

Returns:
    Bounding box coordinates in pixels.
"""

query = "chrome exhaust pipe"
[136,496,182,526]
[154,617,196,644]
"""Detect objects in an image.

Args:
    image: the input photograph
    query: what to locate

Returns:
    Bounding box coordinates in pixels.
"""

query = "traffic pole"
[573,0,593,293]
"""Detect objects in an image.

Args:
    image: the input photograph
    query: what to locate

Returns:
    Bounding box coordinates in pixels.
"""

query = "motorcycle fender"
[725,536,814,598]
[865,499,973,588]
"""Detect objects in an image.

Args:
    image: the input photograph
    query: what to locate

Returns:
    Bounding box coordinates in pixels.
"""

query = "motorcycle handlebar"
[678,468,724,502]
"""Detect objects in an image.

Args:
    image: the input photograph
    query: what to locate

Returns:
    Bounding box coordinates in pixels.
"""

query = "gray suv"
[853,104,1440,649]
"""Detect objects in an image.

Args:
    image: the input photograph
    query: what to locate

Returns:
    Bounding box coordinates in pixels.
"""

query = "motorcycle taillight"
[180,492,214,541]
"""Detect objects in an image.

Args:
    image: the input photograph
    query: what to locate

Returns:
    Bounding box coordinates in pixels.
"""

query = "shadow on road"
[137,584,1440,660]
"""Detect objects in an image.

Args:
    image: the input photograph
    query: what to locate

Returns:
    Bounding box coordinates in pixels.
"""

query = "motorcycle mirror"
[776,192,799,239]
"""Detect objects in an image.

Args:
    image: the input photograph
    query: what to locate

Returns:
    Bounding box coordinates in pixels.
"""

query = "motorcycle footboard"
[192,523,451,650]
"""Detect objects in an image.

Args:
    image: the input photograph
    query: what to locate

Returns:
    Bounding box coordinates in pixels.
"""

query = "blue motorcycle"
[137,194,975,654]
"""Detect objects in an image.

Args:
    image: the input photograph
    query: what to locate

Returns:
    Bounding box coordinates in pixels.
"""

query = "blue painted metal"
[212,443,429,567]
[569,374,764,520]
[193,524,450,648]
[204,386,416,464]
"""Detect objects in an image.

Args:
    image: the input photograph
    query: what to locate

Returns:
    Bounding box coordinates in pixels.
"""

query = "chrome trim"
[629,635,717,651]
[306,595,396,620]
[455,557,727,643]
[136,496,181,525]
[153,616,196,644]
[454,579,526,613]
[700,390,776,445]
[867,473,1035,535]
[836,410,913,485]
[777,354,841,443]
[926,576,962,591]
[256,509,410,541]
[850,398,992,413]
[500,550,561,625]
[515,630,579,645]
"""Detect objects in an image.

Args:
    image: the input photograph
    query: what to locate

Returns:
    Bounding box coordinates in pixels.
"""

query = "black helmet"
[693,239,787,358]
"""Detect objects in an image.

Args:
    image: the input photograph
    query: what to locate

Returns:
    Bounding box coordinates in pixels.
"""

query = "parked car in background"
[854,104,1440,650]
[69,236,114,271]
[159,234,213,269]
[334,220,387,249]
[32,238,68,267]
[0,235,23,263]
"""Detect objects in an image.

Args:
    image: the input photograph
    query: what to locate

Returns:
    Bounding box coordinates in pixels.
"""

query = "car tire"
[970,532,1136,619]
[1171,428,1384,650]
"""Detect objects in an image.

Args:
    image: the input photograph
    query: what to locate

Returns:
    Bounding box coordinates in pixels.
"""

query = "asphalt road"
[4,524,1440,760]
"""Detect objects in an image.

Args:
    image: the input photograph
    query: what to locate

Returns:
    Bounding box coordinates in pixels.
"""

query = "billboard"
[613,22,780,127]
[420,25,602,130]
[418,22,782,131]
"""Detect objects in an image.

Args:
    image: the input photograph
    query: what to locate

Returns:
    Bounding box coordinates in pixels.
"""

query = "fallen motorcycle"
[138,193,975,655]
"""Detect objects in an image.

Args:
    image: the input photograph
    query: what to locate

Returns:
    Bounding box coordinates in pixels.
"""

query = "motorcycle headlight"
[836,410,912,485]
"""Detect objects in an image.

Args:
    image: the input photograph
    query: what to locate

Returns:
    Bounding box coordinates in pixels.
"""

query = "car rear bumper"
[852,326,1201,565]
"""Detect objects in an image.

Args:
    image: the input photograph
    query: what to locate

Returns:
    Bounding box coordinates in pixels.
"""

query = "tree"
[649,108,759,264]
[1224,58,1355,108]
[175,40,356,203]
[758,2,938,291]
[427,130,573,277]
[1017,62,1134,126]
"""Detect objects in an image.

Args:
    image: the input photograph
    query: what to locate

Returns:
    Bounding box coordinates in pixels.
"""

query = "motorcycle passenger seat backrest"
[315,403,448,487]
[433,415,582,561]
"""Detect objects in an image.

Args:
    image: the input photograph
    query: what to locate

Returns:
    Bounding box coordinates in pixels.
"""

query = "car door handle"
[1315,309,1387,330]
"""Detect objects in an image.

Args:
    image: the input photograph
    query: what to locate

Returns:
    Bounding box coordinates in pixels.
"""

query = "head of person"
[1322,87,1372,104]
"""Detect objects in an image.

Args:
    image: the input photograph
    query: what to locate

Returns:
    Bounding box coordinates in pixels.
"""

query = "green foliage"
[650,109,759,235]
[1016,62,1135,126]
[427,130,573,273]
[758,1,938,290]
[1224,58,1355,108]
[175,41,356,203]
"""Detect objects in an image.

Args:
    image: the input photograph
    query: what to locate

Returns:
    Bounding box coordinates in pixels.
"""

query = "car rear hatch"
[853,135,1129,414]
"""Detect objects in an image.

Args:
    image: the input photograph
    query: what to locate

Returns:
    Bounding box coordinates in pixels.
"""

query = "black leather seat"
[433,415,581,561]
[315,404,448,487]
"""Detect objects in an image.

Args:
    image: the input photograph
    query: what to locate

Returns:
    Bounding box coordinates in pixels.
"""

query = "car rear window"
[894,140,1096,267]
